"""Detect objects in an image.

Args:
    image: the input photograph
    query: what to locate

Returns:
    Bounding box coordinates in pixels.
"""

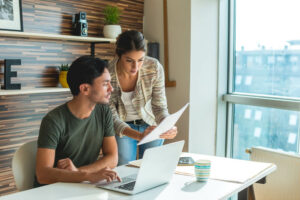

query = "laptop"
[96,140,184,195]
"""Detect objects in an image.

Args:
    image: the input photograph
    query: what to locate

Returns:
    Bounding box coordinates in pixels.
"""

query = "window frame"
[217,0,300,158]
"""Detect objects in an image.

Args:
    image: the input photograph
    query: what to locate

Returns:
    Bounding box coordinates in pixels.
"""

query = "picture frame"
[0,0,23,31]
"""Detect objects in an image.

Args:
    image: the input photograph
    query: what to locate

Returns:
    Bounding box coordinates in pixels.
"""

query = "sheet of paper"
[138,103,189,145]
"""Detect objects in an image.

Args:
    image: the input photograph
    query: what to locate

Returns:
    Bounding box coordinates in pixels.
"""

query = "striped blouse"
[108,56,169,137]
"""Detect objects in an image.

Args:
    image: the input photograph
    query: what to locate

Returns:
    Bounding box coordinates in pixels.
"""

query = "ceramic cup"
[194,159,211,182]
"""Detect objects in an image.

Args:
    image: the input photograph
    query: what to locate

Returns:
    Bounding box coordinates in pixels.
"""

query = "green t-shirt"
[35,103,115,186]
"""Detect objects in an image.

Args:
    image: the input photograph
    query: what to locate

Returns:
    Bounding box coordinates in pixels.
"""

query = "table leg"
[238,185,255,200]
[238,177,266,200]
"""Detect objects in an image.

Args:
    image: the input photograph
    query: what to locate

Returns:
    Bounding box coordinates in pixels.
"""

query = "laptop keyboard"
[120,174,136,183]
[113,174,137,191]
[116,181,136,191]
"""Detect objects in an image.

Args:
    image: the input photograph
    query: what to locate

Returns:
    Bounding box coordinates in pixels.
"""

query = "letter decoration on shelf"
[4,59,21,90]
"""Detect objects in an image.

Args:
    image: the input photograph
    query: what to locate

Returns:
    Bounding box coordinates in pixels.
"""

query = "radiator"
[250,147,300,200]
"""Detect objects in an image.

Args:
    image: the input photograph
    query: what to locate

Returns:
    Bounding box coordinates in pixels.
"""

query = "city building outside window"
[223,0,300,160]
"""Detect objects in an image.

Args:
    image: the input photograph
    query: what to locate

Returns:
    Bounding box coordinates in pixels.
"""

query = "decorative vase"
[103,25,122,39]
[59,71,69,88]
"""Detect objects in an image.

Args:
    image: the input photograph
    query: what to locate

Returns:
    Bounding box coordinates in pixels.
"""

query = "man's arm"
[78,136,118,173]
[36,148,120,184]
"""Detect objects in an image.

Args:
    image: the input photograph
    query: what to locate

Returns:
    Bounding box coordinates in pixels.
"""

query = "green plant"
[59,64,69,71]
[103,6,121,25]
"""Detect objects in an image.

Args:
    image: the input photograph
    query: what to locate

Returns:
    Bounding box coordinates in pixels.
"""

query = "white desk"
[0,153,276,200]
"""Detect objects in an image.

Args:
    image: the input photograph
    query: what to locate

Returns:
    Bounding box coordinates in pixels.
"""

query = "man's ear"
[79,83,90,95]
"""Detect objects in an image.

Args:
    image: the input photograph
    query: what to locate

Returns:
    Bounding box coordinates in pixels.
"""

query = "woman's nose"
[132,61,138,69]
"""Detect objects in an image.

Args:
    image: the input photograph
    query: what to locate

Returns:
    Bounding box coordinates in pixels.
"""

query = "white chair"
[249,146,300,200]
[12,140,37,191]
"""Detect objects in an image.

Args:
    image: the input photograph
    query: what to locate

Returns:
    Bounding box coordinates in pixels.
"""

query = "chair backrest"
[250,146,300,200]
[12,140,37,191]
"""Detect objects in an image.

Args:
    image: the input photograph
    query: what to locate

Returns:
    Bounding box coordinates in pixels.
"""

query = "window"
[233,104,299,160]
[222,0,300,160]
[234,0,300,97]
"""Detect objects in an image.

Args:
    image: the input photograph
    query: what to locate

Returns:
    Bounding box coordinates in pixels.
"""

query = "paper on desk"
[138,103,189,145]
[128,159,143,167]
[129,153,275,184]
[176,153,275,183]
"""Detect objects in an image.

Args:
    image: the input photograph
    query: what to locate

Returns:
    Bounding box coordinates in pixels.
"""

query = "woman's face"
[118,50,145,76]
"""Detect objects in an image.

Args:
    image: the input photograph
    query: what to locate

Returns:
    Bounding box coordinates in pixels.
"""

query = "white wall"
[144,0,191,151]
[189,0,219,155]
[143,0,165,63]
[144,0,219,154]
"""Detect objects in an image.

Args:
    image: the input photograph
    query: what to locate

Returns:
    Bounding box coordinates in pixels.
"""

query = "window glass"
[235,0,300,97]
[232,104,299,160]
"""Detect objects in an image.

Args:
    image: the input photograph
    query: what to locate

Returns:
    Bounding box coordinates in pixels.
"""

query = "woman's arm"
[122,126,156,141]
[151,61,177,140]
[151,61,170,124]
[108,96,130,137]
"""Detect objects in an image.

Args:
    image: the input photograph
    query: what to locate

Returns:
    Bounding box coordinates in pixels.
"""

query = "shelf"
[0,88,70,96]
[0,30,116,43]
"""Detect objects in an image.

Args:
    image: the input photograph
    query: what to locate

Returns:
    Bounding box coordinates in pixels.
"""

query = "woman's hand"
[139,126,156,141]
[139,126,177,141]
[160,126,177,139]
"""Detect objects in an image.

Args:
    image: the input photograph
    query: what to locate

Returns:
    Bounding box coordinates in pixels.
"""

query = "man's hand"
[139,126,156,141]
[88,167,121,183]
[160,126,177,139]
[57,158,78,172]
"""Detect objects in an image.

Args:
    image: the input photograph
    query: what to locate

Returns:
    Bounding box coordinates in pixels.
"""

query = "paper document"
[175,157,274,183]
[128,152,275,184]
[138,103,189,145]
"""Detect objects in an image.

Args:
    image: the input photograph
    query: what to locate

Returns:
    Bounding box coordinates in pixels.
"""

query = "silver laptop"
[96,140,184,195]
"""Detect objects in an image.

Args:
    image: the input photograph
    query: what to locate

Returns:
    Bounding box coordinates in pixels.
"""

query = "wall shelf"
[0,88,70,96]
[0,31,115,95]
[0,30,116,43]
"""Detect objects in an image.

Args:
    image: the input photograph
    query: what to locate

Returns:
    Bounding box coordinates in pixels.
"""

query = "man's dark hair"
[67,55,107,96]
[116,30,146,57]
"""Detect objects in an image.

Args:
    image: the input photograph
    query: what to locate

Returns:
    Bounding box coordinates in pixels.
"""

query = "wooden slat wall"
[0,39,115,88]
[22,0,144,35]
[0,0,144,196]
[0,92,73,195]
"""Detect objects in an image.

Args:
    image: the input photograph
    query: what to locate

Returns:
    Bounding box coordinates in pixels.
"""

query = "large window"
[224,0,300,160]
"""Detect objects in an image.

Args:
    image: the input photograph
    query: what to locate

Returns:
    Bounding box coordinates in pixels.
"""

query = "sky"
[236,0,300,50]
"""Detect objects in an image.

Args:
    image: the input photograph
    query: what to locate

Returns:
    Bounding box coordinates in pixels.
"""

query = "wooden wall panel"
[22,0,144,36]
[0,92,73,195]
[0,38,116,88]
[0,0,144,196]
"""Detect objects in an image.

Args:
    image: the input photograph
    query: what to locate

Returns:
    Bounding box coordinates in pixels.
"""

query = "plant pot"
[103,25,122,39]
[59,71,69,88]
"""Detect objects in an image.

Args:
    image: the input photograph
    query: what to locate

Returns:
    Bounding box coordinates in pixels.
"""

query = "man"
[35,56,120,186]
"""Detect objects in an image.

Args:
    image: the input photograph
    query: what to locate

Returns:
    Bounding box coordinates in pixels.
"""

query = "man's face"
[88,68,113,104]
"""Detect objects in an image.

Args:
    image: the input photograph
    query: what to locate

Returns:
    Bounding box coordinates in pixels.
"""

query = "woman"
[108,30,177,166]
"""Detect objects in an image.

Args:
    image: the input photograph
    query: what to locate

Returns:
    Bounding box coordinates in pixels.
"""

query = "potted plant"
[103,6,122,39]
[59,64,69,88]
